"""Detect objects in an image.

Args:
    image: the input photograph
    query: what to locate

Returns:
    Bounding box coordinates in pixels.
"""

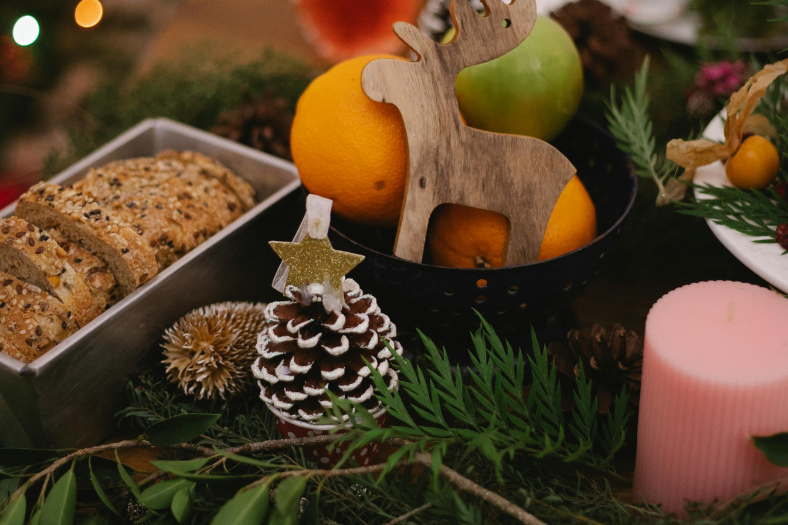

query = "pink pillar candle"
[633,281,788,515]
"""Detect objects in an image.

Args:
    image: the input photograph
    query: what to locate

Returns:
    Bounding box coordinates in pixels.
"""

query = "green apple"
[443,15,583,141]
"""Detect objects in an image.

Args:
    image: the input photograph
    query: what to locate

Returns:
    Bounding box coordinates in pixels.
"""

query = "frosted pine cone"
[252,279,401,423]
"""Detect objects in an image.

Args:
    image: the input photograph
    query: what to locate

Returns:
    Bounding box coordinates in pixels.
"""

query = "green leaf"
[275,477,307,514]
[115,450,141,500]
[28,510,41,525]
[268,477,307,525]
[40,469,77,525]
[139,479,194,510]
[210,483,270,525]
[143,414,221,446]
[0,496,25,525]
[753,433,788,467]
[89,456,120,517]
[171,486,193,523]
[0,479,19,509]
[150,458,210,473]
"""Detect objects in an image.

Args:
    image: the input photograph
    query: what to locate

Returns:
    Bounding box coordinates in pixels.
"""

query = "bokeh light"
[12,16,40,46]
[75,0,104,29]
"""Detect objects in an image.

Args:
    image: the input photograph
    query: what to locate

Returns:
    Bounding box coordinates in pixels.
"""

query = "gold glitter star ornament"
[270,235,364,291]
[269,195,364,310]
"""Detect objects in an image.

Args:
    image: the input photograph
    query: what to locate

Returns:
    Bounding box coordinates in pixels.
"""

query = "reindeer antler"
[442,0,536,71]
[393,22,437,58]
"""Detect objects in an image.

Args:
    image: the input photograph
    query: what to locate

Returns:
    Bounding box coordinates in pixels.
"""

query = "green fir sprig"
[606,57,680,202]
[677,185,788,248]
[326,315,630,478]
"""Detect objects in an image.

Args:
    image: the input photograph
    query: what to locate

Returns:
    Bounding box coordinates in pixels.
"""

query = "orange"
[291,54,408,228]
[427,176,597,267]
[725,135,780,190]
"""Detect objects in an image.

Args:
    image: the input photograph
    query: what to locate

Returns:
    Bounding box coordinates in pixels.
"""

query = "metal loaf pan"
[0,118,302,448]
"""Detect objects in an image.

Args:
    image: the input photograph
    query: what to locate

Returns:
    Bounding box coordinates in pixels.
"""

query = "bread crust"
[0,217,100,326]
[0,272,78,363]
[16,183,158,297]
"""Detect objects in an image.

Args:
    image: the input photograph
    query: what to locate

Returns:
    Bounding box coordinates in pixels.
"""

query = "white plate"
[694,115,788,293]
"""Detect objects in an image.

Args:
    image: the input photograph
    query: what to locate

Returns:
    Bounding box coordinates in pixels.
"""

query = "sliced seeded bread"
[48,228,118,311]
[75,157,245,269]
[0,272,78,363]
[0,217,100,326]
[157,150,256,211]
[16,183,158,297]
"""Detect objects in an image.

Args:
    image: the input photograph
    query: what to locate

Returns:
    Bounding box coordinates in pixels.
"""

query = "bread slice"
[157,150,256,211]
[0,217,100,327]
[0,272,78,363]
[75,157,245,270]
[48,228,118,311]
[16,183,158,297]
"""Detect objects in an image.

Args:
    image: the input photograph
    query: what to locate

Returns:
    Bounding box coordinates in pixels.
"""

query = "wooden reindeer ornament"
[362,0,577,266]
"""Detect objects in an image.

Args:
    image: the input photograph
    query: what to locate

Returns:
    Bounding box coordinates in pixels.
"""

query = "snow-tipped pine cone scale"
[252,279,400,423]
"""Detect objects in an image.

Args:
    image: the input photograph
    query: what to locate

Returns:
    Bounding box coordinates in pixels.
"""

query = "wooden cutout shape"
[362,0,577,265]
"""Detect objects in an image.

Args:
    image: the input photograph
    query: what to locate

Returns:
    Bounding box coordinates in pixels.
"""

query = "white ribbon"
[271,194,334,293]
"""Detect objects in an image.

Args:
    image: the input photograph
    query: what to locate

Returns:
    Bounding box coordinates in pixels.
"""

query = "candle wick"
[727,302,735,322]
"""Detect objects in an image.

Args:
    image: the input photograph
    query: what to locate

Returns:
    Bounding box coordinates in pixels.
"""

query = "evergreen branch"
[601,387,631,461]
[332,319,630,477]
[567,361,598,461]
[606,57,678,200]
[677,184,788,246]
[526,327,564,445]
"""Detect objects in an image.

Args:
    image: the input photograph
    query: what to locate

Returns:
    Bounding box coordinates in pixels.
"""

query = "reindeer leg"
[393,198,433,264]
[504,208,543,265]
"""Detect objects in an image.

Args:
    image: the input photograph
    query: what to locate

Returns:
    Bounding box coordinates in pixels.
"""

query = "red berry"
[777,224,788,250]
[775,181,788,201]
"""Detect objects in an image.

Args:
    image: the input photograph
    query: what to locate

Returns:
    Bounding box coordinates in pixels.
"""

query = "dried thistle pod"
[162,302,267,400]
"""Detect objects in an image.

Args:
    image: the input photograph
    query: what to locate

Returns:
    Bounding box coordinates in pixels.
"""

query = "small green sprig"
[677,184,788,250]
[606,57,680,202]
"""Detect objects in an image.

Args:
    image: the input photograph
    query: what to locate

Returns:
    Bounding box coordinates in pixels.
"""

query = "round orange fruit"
[291,54,408,228]
[725,135,780,190]
[427,175,597,268]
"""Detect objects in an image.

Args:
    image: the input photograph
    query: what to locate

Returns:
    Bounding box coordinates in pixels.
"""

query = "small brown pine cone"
[252,279,400,423]
[212,93,294,160]
[551,0,645,83]
[548,323,643,415]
